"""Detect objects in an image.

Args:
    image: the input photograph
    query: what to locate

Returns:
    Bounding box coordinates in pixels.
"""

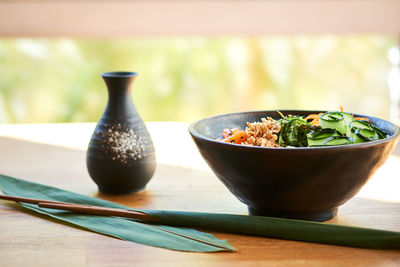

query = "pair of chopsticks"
[0,194,156,222]
[0,194,233,250]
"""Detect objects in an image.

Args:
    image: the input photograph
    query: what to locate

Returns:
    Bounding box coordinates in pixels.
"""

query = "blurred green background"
[0,35,394,123]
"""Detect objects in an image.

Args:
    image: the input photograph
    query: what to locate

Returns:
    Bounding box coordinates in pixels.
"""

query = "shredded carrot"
[305,113,323,126]
[340,106,369,121]
[305,114,320,120]
[354,117,369,121]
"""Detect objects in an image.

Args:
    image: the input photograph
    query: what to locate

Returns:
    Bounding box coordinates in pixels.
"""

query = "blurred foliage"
[0,36,394,123]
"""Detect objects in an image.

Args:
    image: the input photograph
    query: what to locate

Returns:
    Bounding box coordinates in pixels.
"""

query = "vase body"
[86,72,156,194]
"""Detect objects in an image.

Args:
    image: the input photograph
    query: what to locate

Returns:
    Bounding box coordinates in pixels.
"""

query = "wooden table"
[0,122,399,266]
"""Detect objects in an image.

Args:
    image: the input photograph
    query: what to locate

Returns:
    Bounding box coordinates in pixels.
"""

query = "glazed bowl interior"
[189,110,400,221]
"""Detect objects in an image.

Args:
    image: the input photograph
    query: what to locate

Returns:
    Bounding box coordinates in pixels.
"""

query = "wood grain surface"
[0,123,399,266]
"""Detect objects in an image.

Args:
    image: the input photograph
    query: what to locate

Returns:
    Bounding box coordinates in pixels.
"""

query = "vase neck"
[101,72,138,118]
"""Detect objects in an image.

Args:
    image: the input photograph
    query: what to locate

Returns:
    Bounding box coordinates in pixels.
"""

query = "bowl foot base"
[248,207,338,222]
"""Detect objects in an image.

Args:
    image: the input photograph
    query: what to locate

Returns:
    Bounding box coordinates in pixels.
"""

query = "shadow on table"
[332,197,400,232]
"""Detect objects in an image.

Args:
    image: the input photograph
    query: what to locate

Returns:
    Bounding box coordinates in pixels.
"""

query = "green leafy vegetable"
[278,116,316,147]
[307,128,342,147]
[322,136,354,146]
[320,112,353,135]
[278,111,387,147]
[348,119,388,143]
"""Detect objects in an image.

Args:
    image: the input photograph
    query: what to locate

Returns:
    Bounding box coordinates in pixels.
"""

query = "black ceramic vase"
[86,72,156,194]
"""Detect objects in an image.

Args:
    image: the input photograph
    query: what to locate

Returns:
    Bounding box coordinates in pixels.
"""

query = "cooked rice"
[243,117,281,147]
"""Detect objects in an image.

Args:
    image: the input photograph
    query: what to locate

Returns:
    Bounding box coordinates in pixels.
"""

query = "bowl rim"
[188,109,400,151]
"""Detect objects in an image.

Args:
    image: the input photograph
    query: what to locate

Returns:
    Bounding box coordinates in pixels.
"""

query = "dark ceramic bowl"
[189,110,400,221]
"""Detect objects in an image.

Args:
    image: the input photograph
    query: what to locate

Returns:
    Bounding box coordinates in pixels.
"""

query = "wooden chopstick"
[0,194,72,205]
[0,194,157,222]
[38,202,156,221]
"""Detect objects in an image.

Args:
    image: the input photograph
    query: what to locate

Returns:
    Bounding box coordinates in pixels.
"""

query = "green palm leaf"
[0,174,234,252]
